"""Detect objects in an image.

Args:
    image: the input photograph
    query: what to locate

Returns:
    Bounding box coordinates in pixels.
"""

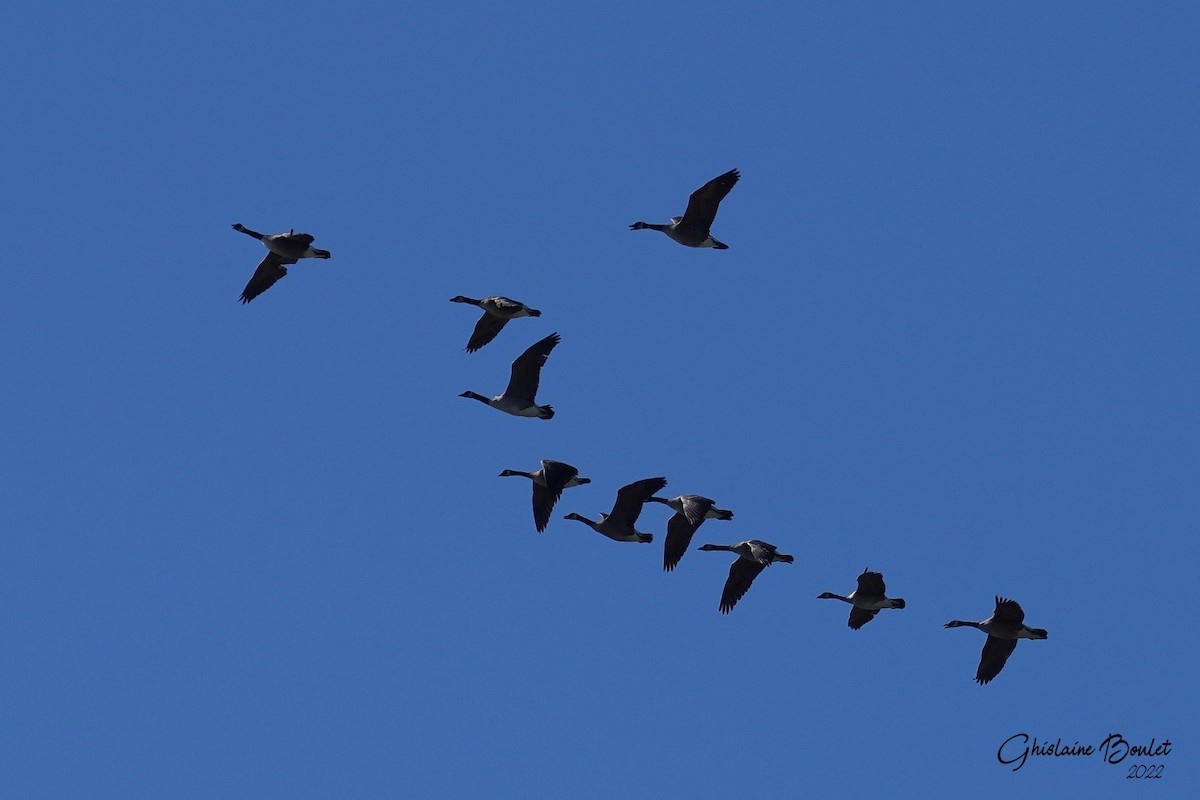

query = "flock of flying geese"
[230,169,1048,685]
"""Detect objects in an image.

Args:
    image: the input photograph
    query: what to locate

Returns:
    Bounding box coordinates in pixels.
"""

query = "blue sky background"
[2,2,1196,797]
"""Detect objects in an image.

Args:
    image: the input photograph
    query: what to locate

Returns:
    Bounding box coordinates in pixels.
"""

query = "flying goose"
[945,596,1048,685]
[698,540,793,613]
[459,332,560,419]
[232,223,331,303]
[629,168,740,249]
[647,494,733,571]
[818,569,906,629]
[499,460,591,533]
[450,295,542,353]
[563,477,667,542]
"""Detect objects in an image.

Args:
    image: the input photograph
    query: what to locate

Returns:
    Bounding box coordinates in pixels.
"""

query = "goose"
[563,477,667,542]
[698,540,793,613]
[629,168,740,249]
[499,460,590,533]
[818,569,906,629]
[459,332,560,419]
[646,494,733,571]
[450,295,541,353]
[232,223,331,303]
[945,596,1048,685]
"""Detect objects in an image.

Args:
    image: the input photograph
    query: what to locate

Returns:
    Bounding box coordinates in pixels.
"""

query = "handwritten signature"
[997,733,1172,773]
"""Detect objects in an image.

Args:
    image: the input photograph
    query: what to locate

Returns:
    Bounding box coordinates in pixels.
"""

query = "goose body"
[698,540,793,613]
[563,477,666,543]
[647,494,733,571]
[232,223,331,303]
[450,295,541,353]
[818,569,906,629]
[629,169,740,249]
[945,596,1048,684]
[499,459,590,532]
[460,332,560,419]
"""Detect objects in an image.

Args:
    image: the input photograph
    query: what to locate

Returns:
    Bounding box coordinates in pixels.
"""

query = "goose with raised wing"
[563,477,666,543]
[499,460,590,533]
[629,168,740,249]
[698,540,793,613]
[459,332,560,419]
[231,223,331,303]
[818,569,906,629]
[945,596,1048,685]
[450,295,541,353]
[647,494,733,571]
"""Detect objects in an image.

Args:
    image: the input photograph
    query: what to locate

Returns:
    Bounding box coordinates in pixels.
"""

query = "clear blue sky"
[2,2,1196,797]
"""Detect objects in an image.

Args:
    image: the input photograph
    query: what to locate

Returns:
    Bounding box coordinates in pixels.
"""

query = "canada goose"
[818,569,906,629]
[459,332,560,419]
[450,295,541,353]
[647,494,733,571]
[563,477,667,543]
[698,540,793,613]
[499,460,590,533]
[945,596,1048,685]
[629,168,740,249]
[232,223,331,303]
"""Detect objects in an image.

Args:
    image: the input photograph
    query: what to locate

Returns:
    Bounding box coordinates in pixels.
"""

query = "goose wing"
[719,556,767,614]
[663,512,701,572]
[539,460,579,490]
[857,569,886,596]
[746,539,779,563]
[530,460,579,532]
[678,495,715,528]
[504,332,560,402]
[267,231,317,260]
[609,477,668,526]
[239,252,295,303]
[466,312,510,353]
[976,636,1019,684]
[282,231,316,246]
[531,481,559,533]
[679,168,740,234]
[488,296,525,316]
[848,607,879,630]
[993,596,1026,625]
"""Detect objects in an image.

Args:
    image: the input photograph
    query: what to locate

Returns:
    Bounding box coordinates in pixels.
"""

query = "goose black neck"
[233,223,264,240]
